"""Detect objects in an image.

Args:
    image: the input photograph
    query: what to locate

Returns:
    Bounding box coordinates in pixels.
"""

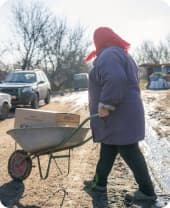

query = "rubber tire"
[44,90,50,104]
[0,102,10,120]
[31,93,39,109]
[8,150,32,181]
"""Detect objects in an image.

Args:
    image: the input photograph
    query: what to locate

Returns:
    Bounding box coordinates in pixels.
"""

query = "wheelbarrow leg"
[36,151,71,179]
[51,155,63,175]
[52,150,71,176]
[65,149,71,176]
[37,155,53,180]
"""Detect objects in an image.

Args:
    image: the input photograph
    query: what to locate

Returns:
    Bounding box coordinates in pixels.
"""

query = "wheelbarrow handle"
[62,113,98,141]
[51,114,98,150]
[77,113,98,129]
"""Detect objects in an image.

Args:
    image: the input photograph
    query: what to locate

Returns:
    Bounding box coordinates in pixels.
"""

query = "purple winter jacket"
[88,46,145,145]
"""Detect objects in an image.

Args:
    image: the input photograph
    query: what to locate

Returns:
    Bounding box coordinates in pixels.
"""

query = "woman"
[85,27,157,202]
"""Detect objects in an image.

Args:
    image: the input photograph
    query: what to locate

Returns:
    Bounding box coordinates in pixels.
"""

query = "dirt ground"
[0,90,169,208]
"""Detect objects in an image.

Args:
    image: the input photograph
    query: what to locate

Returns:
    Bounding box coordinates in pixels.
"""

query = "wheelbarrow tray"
[7,126,89,153]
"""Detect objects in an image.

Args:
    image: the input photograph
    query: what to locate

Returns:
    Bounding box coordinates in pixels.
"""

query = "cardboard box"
[14,108,80,128]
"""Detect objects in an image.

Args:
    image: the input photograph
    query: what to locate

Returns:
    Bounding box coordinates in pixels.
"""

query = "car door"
[36,71,47,99]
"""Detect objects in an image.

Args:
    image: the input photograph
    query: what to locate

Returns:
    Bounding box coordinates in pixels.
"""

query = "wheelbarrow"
[7,114,98,181]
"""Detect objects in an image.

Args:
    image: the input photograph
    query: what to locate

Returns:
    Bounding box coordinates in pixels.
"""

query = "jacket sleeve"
[97,50,128,106]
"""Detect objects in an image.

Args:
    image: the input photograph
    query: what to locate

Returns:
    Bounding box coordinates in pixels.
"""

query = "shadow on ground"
[0,180,40,208]
[83,182,168,208]
[83,185,109,208]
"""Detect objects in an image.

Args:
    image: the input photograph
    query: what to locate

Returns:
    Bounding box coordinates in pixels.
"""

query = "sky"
[0,0,170,63]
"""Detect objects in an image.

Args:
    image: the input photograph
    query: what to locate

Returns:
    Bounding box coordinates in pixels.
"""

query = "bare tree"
[158,35,170,63]
[10,0,91,90]
[133,40,161,65]
[11,0,51,70]
[40,20,90,90]
[133,35,170,65]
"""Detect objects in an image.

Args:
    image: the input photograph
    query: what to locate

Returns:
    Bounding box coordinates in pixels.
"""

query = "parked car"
[73,73,89,91]
[0,70,51,109]
[0,92,11,120]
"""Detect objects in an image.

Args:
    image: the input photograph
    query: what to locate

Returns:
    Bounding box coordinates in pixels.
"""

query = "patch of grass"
[139,79,147,90]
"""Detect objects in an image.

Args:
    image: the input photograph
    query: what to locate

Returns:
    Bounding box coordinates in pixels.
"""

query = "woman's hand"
[98,107,110,117]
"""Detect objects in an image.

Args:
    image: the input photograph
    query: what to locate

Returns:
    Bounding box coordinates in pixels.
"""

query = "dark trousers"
[95,143,155,196]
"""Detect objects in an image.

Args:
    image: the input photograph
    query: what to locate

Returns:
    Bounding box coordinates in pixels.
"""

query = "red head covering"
[85,27,130,62]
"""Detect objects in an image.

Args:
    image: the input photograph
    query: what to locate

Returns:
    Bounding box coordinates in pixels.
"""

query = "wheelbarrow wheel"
[8,150,32,181]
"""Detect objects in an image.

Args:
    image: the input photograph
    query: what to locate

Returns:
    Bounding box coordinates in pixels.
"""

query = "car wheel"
[0,102,10,120]
[44,90,51,104]
[31,94,39,109]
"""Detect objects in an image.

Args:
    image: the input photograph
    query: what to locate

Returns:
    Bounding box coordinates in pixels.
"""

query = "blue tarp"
[148,74,170,90]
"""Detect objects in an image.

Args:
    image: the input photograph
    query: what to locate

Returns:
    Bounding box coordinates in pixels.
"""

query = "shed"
[139,63,170,80]
[139,63,170,89]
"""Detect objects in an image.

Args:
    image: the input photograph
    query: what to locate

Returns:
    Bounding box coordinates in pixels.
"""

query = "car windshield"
[73,74,88,80]
[5,72,36,83]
